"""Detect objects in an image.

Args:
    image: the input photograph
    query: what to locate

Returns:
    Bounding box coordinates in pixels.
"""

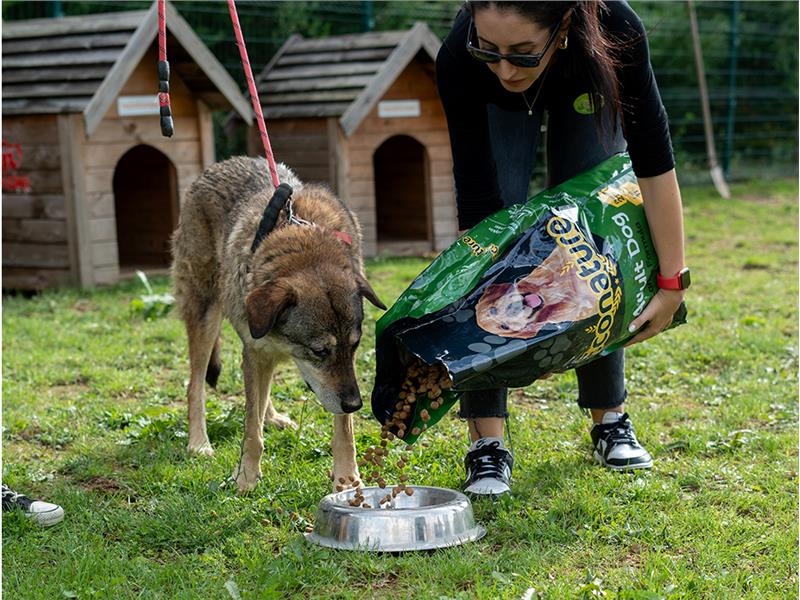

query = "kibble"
[348,358,453,509]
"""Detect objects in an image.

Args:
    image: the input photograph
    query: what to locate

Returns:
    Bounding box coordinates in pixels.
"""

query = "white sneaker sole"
[593,450,653,471]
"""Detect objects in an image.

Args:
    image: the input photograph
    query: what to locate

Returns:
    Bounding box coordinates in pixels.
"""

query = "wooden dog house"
[2,2,252,290]
[250,23,458,257]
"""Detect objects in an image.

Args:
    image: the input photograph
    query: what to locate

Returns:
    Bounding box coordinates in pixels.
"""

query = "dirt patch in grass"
[79,476,138,502]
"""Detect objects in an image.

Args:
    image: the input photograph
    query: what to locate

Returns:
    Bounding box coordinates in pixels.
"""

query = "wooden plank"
[89,116,199,143]
[84,168,112,194]
[431,204,456,221]
[2,11,147,39]
[2,98,92,115]
[87,192,115,219]
[42,195,67,219]
[347,162,374,181]
[58,113,92,286]
[279,48,392,66]
[90,217,117,243]
[197,100,215,168]
[3,81,100,99]
[271,134,329,153]
[266,62,383,81]
[263,90,360,105]
[2,114,60,144]
[92,241,119,267]
[288,31,405,53]
[3,242,71,268]
[3,195,36,218]
[327,118,339,195]
[3,32,132,55]
[260,75,373,94]
[267,118,329,134]
[263,103,351,119]
[349,179,375,198]
[431,175,454,192]
[22,170,63,194]
[3,49,122,68]
[92,265,119,285]
[2,218,67,243]
[3,66,109,83]
[4,145,62,171]
[347,129,451,152]
[2,267,73,290]
[85,140,199,170]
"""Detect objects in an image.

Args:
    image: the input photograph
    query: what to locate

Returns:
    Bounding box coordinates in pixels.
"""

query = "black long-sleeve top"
[436,1,675,229]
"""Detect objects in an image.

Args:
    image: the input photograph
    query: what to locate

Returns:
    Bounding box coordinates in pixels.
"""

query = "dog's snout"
[341,401,361,414]
[340,389,362,413]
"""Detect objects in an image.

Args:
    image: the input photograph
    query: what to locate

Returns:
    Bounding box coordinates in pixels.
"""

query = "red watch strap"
[657,273,681,290]
[657,267,690,290]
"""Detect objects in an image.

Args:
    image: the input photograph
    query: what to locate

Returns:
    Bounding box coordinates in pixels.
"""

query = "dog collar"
[287,199,352,246]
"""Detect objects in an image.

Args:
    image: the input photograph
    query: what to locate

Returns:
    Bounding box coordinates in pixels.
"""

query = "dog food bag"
[371,153,687,445]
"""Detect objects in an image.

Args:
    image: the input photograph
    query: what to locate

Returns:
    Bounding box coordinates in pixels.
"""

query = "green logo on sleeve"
[573,93,605,115]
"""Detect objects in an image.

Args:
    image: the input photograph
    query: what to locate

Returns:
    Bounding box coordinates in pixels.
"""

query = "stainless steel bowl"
[305,486,486,552]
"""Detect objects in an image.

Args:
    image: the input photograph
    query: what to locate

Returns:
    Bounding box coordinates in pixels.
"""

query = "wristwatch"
[657,267,691,290]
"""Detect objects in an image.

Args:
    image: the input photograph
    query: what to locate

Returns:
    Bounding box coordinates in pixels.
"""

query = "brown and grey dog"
[171,156,385,493]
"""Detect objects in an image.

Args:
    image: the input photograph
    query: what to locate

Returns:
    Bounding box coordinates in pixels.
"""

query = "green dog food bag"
[371,153,686,445]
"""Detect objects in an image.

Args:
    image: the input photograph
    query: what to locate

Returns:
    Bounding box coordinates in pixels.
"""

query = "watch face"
[678,268,691,289]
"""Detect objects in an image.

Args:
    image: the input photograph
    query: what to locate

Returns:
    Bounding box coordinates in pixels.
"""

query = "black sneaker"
[2,484,64,526]
[590,412,653,470]
[463,437,513,496]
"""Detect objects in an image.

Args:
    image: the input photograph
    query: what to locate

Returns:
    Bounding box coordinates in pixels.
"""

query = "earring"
[559,34,568,50]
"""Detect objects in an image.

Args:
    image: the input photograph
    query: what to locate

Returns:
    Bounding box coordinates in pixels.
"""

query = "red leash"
[227,0,280,189]
[157,0,173,137]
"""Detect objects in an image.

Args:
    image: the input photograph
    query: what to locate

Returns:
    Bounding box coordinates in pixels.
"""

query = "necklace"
[521,63,551,116]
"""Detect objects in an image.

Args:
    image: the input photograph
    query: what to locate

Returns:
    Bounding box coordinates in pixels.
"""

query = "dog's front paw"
[233,463,261,494]
[187,439,214,456]
[264,412,297,430]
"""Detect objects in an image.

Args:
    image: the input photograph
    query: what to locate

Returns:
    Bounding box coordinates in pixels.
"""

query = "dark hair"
[466,1,621,134]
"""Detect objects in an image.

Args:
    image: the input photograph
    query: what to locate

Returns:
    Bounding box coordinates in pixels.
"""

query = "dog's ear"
[355,273,387,310]
[245,282,296,339]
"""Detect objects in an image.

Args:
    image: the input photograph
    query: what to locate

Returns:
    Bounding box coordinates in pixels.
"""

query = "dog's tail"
[206,336,222,388]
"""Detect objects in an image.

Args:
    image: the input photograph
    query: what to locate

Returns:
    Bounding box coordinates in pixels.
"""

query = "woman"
[436,0,689,496]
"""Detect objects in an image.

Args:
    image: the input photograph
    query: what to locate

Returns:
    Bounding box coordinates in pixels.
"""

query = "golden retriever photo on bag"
[171,156,385,493]
[475,242,598,339]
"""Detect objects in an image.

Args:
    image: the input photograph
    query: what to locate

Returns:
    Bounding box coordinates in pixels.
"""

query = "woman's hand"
[625,288,685,346]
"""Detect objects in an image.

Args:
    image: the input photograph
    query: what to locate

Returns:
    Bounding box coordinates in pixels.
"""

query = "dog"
[171,156,385,493]
[475,243,597,339]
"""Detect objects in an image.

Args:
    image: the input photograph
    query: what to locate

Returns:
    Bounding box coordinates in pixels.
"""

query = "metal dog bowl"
[305,486,485,552]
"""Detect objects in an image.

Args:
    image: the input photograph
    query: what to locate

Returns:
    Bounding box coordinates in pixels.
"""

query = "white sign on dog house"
[378,100,421,119]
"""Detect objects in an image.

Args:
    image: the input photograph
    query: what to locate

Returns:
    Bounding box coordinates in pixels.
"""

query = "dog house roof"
[255,22,441,137]
[2,1,252,136]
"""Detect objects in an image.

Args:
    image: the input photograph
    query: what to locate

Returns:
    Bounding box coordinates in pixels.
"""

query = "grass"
[3,178,798,599]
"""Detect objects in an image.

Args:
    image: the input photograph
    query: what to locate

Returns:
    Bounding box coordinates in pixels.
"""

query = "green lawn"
[3,179,798,599]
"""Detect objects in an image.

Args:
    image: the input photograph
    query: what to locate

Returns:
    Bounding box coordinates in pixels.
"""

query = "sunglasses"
[466,18,560,69]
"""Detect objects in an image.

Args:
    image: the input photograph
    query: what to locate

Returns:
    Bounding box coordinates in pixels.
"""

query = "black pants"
[458,99,628,419]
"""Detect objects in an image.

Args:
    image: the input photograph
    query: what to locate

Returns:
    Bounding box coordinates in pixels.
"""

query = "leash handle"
[251,183,293,253]
[228,0,280,189]
[157,0,173,137]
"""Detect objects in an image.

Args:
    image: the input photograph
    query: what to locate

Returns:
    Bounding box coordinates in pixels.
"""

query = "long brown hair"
[466,1,621,134]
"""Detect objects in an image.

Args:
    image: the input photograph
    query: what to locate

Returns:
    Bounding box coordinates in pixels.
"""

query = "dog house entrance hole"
[374,135,431,252]
[113,145,178,269]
